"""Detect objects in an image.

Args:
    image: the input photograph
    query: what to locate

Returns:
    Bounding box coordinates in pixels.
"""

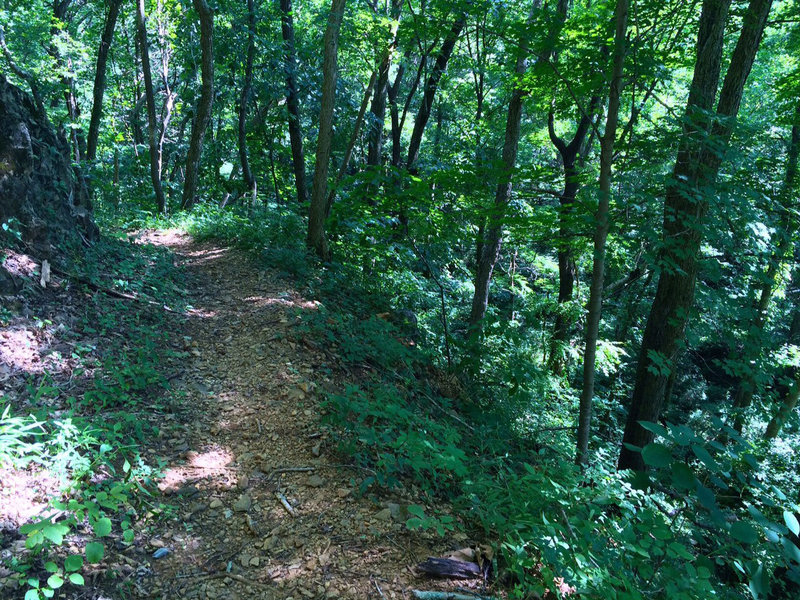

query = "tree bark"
[406,14,466,172]
[181,0,215,209]
[238,0,257,205]
[325,68,378,215]
[86,0,123,162]
[367,0,402,167]
[618,0,772,471]
[306,0,346,259]
[546,100,598,375]
[280,0,309,204]
[468,4,539,337]
[576,0,629,465]
[737,100,800,434]
[135,0,167,214]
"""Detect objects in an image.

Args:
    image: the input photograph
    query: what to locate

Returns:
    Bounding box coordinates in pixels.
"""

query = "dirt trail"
[131,231,464,600]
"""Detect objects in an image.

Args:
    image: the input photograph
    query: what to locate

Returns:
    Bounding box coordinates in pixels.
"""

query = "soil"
[1,230,492,599]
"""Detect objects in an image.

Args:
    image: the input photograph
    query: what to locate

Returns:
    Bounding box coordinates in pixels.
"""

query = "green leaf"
[730,521,759,544]
[123,529,135,543]
[783,511,799,536]
[92,517,112,538]
[638,421,670,439]
[41,588,54,598]
[670,462,696,490]
[407,505,425,518]
[42,523,69,545]
[64,555,83,572]
[641,443,672,468]
[691,445,719,472]
[24,589,41,600]
[782,536,800,563]
[85,542,104,564]
[46,574,64,589]
[68,573,84,586]
[43,562,58,573]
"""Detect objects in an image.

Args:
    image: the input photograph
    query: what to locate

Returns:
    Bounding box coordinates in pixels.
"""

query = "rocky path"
[130,231,464,600]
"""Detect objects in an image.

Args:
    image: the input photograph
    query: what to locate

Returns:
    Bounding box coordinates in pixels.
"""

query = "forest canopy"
[1,0,800,598]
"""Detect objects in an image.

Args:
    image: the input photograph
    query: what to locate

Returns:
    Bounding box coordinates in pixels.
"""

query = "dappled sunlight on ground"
[0,466,61,526]
[0,326,73,376]
[1,250,38,279]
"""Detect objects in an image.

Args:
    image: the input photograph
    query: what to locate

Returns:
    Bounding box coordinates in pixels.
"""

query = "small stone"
[311,441,322,457]
[233,494,252,512]
[306,475,324,488]
[240,554,250,567]
[336,488,351,498]
[386,502,403,521]
[374,508,392,521]
[238,475,250,489]
[210,499,223,509]
[250,556,260,567]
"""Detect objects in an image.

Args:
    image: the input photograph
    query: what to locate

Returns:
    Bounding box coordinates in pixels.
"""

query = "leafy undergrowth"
[183,203,800,600]
[0,231,188,599]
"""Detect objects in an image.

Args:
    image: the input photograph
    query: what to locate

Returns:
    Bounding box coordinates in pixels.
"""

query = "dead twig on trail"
[51,266,183,314]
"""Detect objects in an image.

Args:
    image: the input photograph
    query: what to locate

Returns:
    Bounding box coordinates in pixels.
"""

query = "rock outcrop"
[0,74,98,255]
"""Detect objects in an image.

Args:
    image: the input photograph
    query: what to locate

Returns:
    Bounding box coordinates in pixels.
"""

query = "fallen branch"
[51,266,182,314]
[275,491,297,517]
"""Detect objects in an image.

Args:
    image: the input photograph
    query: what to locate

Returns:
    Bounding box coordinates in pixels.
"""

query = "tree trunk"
[238,0,257,205]
[468,4,539,337]
[406,13,466,172]
[618,0,772,471]
[306,0,346,259]
[367,0,402,167]
[86,0,123,162]
[325,68,378,215]
[51,1,86,163]
[730,100,799,432]
[280,0,308,204]
[576,0,629,465]
[546,102,597,375]
[135,0,167,214]
[181,0,215,209]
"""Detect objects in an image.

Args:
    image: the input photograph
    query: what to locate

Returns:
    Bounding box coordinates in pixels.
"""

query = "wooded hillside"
[1,0,800,598]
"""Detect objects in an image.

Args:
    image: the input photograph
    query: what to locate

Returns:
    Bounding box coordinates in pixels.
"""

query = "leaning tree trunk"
[406,13,466,172]
[576,0,629,466]
[181,0,214,209]
[618,0,772,471]
[280,0,309,204]
[306,0,346,259]
[238,0,257,205]
[135,0,166,214]
[86,0,123,162]
[468,4,539,339]
[730,98,799,432]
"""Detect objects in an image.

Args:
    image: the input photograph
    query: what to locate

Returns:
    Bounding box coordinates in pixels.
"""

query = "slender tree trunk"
[367,0,402,167]
[765,379,800,439]
[468,4,539,337]
[239,0,257,205]
[546,102,597,375]
[406,13,466,172]
[325,68,378,215]
[280,0,309,204]
[387,58,406,168]
[135,0,166,214]
[619,0,772,471]
[181,0,215,209]
[576,0,629,465]
[86,0,123,162]
[51,1,86,162]
[307,0,346,259]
